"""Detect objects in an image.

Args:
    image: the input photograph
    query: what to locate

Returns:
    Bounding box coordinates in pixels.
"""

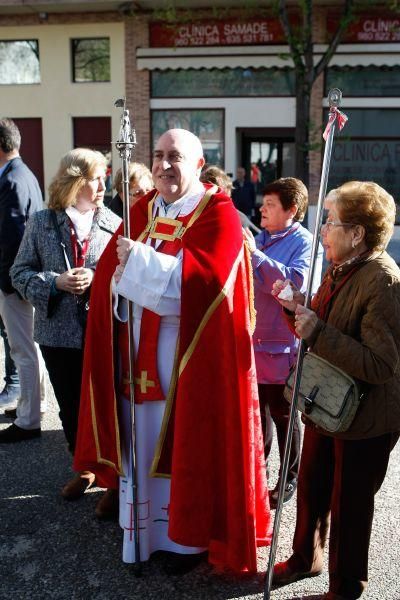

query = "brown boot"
[61,471,96,501]
[95,488,119,520]
[272,558,322,588]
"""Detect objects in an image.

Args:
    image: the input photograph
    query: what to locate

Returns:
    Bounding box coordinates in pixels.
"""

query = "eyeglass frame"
[321,220,355,231]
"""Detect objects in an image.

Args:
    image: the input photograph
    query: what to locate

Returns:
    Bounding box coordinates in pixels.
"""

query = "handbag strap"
[50,210,72,271]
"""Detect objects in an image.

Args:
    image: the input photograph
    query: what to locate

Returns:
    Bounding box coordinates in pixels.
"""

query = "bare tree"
[131,0,358,185]
[276,0,354,186]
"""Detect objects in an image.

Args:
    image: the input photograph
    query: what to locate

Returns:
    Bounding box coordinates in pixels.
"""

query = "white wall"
[150,96,296,174]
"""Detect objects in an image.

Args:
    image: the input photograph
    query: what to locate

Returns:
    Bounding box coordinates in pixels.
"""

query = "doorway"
[239,129,295,212]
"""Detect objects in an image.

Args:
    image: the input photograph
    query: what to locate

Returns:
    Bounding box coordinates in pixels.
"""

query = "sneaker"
[269,478,297,509]
[0,385,20,408]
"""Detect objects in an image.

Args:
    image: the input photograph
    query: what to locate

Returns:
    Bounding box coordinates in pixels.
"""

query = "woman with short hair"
[11,148,121,516]
[244,177,322,507]
[272,181,400,599]
[107,161,153,218]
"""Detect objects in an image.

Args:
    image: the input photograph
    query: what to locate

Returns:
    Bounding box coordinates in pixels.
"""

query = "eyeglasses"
[322,220,354,231]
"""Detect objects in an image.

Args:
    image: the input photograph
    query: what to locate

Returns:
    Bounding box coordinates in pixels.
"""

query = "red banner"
[327,13,400,43]
[150,18,286,47]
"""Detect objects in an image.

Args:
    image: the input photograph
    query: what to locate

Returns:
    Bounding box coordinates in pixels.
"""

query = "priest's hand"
[114,264,125,285]
[116,236,135,266]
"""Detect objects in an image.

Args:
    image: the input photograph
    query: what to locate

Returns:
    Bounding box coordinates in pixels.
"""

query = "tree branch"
[314,0,354,80]
[302,0,314,83]
[277,0,305,71]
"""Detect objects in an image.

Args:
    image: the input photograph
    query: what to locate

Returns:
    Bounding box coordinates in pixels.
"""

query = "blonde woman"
[11,148,121,516]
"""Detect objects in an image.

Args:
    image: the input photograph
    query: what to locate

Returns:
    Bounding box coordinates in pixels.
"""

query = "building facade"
[1,1,399,212]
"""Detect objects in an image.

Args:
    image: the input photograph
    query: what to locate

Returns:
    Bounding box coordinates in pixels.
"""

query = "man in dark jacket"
[0,118,46,443]
[231,166,256,218]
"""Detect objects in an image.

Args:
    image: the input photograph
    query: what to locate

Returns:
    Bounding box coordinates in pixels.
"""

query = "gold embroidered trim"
[140,185,217,244]
[137,195,157,242]
[149,335,180,479]
[150,247,244,476]
[243,236,257,334]
[144,185,219,478]
[183,185,217,234]
[89,280,123,475]
[178,246,243,377]
[90,375,123,471]
[135,370,155,393]
[149,216,185,241]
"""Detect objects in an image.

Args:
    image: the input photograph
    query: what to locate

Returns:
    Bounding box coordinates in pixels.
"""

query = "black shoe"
[4,407,17,419]
[0,423,41,443]
[163,551,208,576]
[269,478,297,509]
[4,407,45,419]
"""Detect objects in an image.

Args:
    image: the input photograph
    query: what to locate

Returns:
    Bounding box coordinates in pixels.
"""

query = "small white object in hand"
[278,282,294,301]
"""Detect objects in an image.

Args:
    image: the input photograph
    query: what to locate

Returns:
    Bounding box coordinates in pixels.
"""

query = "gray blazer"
[11,207,121,349]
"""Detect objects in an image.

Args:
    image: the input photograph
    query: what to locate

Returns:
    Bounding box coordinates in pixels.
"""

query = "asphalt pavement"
[0,361,399,600]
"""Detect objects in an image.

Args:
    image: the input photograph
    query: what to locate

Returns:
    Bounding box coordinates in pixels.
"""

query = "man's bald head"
[159,129,204,159]
[152,128,205,204]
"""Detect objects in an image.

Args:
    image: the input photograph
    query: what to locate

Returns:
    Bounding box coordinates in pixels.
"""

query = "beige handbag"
[284,352,362,433]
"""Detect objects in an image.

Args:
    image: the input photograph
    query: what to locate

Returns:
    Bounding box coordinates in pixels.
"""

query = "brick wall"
[125,16,151,167]
[0,11,122,26]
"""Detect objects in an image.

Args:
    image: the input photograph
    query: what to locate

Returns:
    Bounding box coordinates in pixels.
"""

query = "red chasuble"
[74,183,271,573]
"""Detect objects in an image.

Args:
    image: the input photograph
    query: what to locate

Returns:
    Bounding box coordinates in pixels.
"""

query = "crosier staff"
[114,98,142,576]
[263,88,348,599]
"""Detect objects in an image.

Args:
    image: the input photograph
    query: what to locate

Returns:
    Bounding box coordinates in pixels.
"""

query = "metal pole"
[263,88,344,599]
[114,98,142,577]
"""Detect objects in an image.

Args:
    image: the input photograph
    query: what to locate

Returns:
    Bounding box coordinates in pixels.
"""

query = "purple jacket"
[252,223,323,384]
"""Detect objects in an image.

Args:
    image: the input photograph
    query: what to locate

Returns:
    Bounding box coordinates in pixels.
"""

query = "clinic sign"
[150,18,287,47]
[327,13,400,43]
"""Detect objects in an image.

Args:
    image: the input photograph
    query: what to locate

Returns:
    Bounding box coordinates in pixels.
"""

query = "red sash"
[119,209,194,403]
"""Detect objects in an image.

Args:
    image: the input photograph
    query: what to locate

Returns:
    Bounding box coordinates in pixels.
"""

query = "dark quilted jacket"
[305,252,400,439]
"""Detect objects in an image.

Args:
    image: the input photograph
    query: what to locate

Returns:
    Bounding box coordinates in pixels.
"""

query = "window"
[73,117,112,192]
[151,68,295,98]
[71,38,110,83]
[326,109,400,214]
[13,118,44,192]
[326,66,400,97]
[152,109,224,167]
[0,40,40,84]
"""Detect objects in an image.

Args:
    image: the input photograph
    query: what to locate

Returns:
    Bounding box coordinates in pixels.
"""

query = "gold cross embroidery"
[134,370,155,394]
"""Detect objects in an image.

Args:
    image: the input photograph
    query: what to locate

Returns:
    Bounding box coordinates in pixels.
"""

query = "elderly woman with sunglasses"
[271,181,400,600]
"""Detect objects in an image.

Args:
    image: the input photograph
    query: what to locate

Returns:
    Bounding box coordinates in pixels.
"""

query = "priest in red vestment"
[74,128,271,574]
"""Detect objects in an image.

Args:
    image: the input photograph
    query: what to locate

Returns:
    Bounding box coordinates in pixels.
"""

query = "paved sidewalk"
[0,369,399,600]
